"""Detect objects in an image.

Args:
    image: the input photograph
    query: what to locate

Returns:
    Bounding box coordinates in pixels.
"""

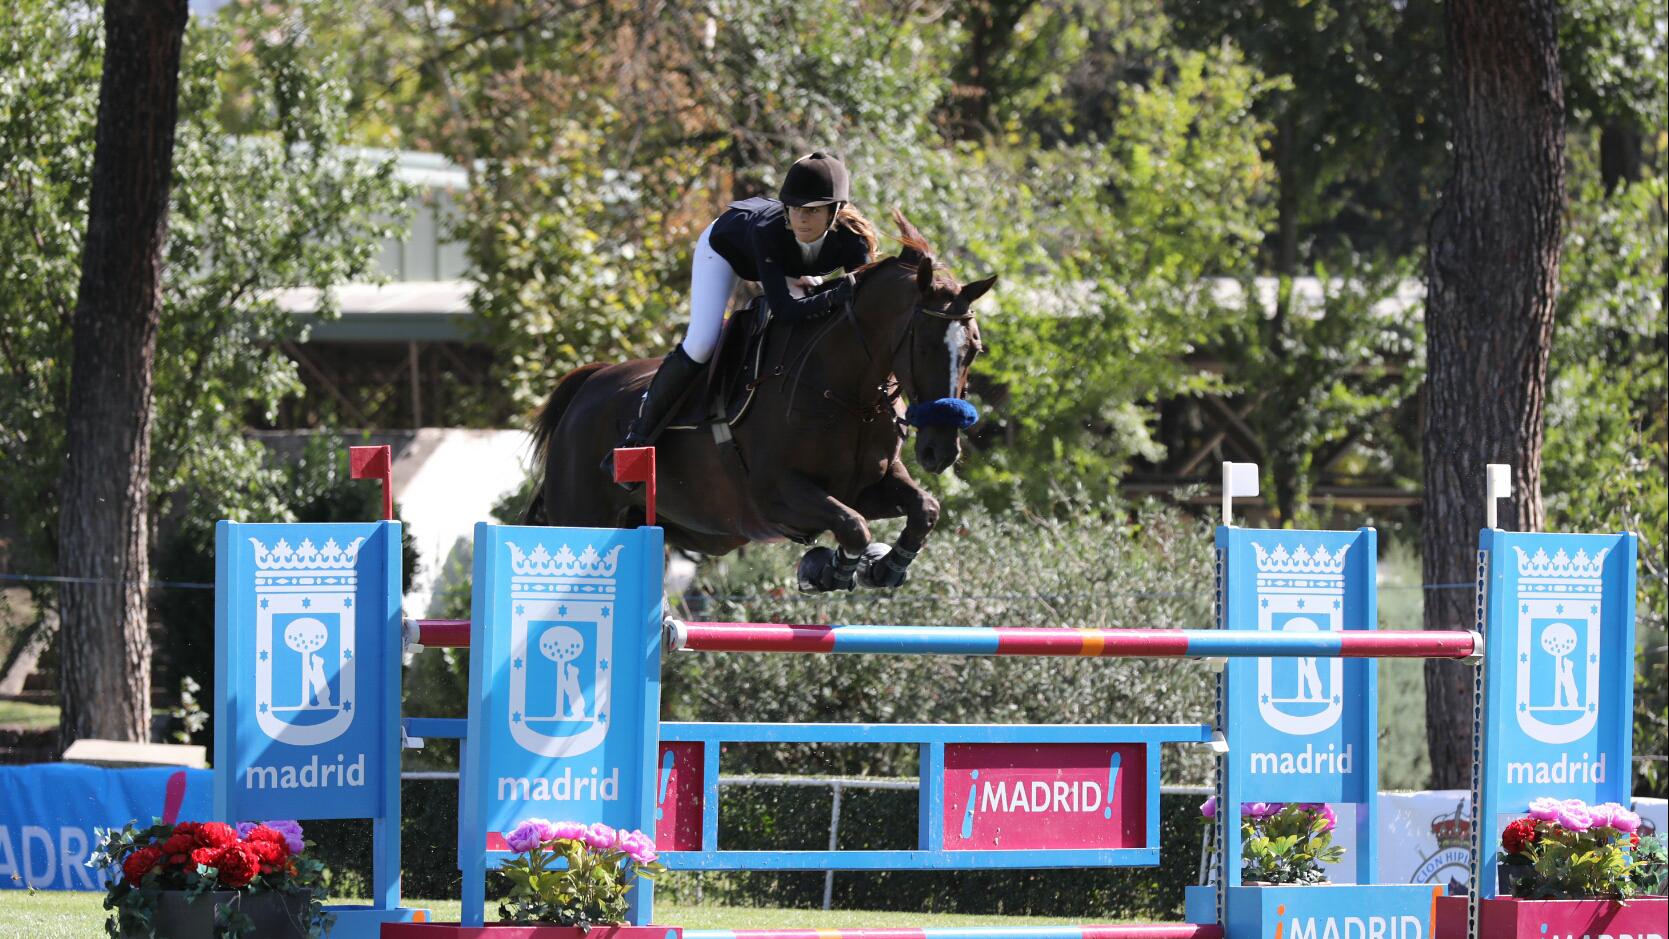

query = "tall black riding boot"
[601,343,705,488]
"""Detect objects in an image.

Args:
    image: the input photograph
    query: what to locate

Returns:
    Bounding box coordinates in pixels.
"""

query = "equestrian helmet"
[779,152,851,207]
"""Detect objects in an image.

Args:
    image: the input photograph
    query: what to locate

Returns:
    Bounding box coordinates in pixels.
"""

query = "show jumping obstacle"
[212,456,1641,939]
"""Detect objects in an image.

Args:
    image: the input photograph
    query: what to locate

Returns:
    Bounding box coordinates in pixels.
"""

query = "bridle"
[782,261,977,430]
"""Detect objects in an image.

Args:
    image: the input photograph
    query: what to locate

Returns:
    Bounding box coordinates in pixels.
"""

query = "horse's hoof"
[797,547,837,593]
[856,543,907,589]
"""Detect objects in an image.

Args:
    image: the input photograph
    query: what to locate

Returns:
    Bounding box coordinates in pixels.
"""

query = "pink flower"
[1587,802,1618,828]
[1243,802,1282,818]
[549,821,589,842]
[617,829,658,864]
[1555,802,1594,832]
[1527,797,1563,821]
[1200,796,1217,819]
[1605,806,1642,834]
[1313,805,1338,832]
[584,822,618,851]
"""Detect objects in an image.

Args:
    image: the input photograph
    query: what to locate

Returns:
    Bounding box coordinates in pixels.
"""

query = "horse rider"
[605,152,881,481]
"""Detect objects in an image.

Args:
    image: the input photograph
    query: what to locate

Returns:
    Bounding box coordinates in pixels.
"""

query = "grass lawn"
[0,891,1103,937]
[0,699,58,729]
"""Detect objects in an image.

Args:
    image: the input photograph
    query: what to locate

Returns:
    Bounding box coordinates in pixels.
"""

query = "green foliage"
[495,831,663,927]
[1560,0,1669,131]
[1167,0,1449,260]
[1543,157,1668,798]
[1212,261,1424,525]
[0,0,408,593]
[1627,835,1668,896]
[950,43,1278,506]
[1227,803,1345,885]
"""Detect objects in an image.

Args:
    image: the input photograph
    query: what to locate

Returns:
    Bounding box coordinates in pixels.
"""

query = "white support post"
[1485,463,1512,530]
[1221,461,1260,527]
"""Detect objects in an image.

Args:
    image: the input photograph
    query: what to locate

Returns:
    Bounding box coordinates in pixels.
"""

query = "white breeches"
[683,223,739,364]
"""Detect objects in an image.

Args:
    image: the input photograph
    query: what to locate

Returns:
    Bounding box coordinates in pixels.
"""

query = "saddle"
[665,293,777,434]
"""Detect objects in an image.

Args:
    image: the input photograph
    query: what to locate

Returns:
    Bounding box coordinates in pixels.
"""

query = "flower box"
[119,889,242,939]
[1185,884,1443,939]
[381,924,680,939]
[1434,894,1668,938]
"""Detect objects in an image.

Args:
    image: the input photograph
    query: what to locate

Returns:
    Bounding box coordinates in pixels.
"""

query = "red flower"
[190,846,222,867]
[160,833,197,868]
[246,839,287,872]
[122,846,163,886]
[1502,818,1540,855]
[194,822,238,850]
[205,843,259,889]
[1631,832,1641,848]
[245,826,290,855]
[172,822,201,838]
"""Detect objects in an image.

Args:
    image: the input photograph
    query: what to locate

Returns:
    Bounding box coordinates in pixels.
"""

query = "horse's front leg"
[762,472,874,592]
[852,460,940,589]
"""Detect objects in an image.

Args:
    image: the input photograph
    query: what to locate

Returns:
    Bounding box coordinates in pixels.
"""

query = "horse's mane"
[854,209,959,301]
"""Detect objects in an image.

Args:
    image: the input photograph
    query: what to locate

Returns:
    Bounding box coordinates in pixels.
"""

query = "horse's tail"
[522,362,609,525]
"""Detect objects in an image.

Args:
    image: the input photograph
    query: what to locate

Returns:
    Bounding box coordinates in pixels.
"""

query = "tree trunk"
[1422,0,1565,788]
[56,0,190,748]
[1599,120,1641,194]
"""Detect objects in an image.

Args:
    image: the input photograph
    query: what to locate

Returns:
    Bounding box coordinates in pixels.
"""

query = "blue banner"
[1219,527,1378,806]
[1474,529,1637,898]
[458,523,664,925]
[0,764,212,891]
[214,521,403,823]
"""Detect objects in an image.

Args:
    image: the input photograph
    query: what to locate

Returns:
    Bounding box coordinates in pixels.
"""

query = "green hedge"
[307,779,1209,918]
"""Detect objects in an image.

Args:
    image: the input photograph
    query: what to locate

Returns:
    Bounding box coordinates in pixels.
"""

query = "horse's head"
[885,212,997,475]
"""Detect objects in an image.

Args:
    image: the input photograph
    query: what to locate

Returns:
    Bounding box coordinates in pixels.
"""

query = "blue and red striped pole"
[667,620,1480,660]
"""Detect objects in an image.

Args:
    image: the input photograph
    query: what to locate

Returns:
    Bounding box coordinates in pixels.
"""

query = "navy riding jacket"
[708,197,871,322]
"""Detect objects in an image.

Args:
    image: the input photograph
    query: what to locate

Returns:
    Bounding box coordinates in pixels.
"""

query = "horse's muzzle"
[915,429,961,474]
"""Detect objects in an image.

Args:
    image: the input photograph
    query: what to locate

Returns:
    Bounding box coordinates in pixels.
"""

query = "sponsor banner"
[460,524,662,865]
[214,521,401,822]
[0,765,211,891]
[941,743,1145,851]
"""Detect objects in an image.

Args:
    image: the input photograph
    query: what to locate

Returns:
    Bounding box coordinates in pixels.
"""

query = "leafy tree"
[0,0,406,739]
[1543,156,1668,797]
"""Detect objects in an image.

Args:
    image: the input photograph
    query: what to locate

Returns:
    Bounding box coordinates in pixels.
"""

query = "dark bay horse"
[522,213,995,591]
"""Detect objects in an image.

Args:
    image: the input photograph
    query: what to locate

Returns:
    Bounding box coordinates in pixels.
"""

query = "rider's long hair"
[836,203,880,259]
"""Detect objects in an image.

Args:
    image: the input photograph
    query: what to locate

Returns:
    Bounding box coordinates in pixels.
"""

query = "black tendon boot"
[602,343,705,489]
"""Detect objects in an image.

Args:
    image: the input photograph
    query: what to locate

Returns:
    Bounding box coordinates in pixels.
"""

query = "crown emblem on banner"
[1252,542,1350,574]
[1429,802,1472,849]
[507,542,623,578]
[249,537,364,571]
[1514,546,1607,580]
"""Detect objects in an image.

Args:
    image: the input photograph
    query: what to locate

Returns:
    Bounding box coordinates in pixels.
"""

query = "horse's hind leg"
[763,472,873,592]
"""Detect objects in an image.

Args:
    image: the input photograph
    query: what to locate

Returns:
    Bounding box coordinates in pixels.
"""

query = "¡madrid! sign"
[214,521,402,823]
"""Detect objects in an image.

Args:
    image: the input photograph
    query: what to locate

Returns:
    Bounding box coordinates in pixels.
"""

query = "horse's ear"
[958,274,998,306]
[916,255,936,294]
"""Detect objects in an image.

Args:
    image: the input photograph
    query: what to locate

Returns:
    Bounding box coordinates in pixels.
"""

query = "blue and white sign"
[1216,526,1379,891]
[1219,527,1378,806]
[1474,529,1637,898]
[458,523,663,926]
[214,521,402,823]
